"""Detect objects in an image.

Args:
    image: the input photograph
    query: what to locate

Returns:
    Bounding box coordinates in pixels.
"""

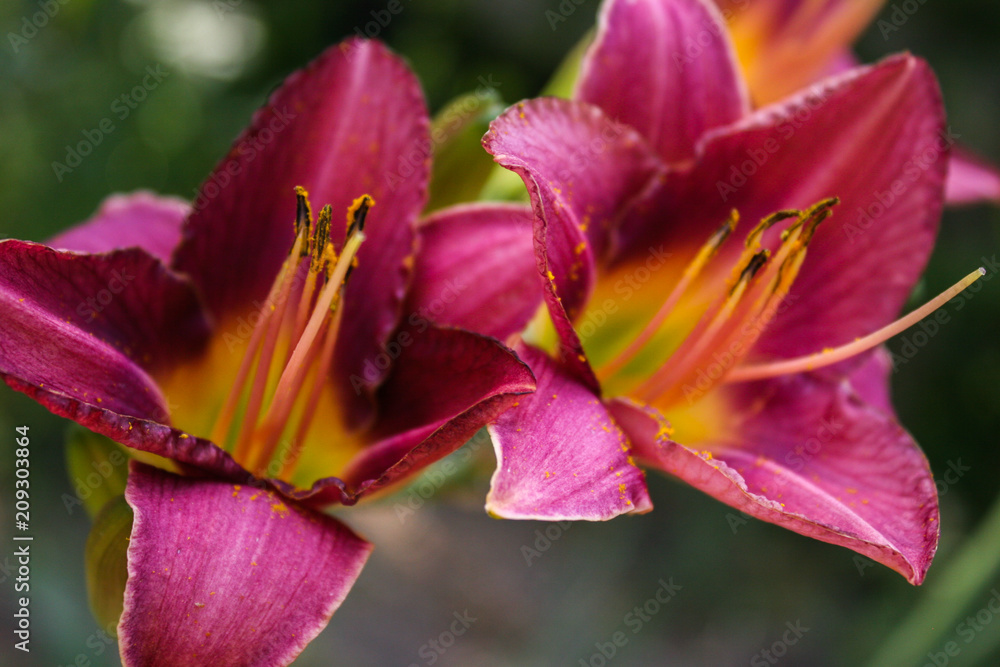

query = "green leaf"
[425,87,508,212]
[65,425,129,519]
[85,495,133,637]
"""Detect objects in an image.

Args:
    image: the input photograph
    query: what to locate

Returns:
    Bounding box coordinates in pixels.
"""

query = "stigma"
[209,187,371,479]
[594,198,983,407]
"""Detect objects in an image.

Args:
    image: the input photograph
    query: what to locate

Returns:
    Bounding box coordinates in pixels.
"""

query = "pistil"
[725,267,986,383]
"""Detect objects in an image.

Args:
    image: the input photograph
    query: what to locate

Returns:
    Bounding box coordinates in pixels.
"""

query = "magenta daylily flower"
[423,0,975,584]
[0,39,536,664]
[712,0,1000,205]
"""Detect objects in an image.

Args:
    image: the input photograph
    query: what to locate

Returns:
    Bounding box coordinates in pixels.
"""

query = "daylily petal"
[484,97,662,383]
[171,39,428,418]
[836,346,894,415]
[614,371,937,584]
[0,240,209,422]
[945,147,1000,206]
[579,0,750,163]
[486,344,652,521]
[718,0,885,105]
[49,192,190,264]
[407,203,542,340]
[291,324,535,505]
[624,54,946,363]
[119,463,371,667]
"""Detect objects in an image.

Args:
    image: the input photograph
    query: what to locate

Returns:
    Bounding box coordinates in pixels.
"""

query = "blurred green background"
[1,0,998,665]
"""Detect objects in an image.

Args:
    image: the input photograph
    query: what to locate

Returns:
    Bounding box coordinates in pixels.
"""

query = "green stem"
[866,489,1000,667]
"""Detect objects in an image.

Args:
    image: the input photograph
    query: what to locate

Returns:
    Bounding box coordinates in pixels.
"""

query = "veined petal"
[49,192,190,264]
[171,39,428,420]
[0,240,209,423]
[484,97,663,384]
[290,325,535,505]
[119,463,371,667]
[579,0,750,163]
[837,346,894,415]
[624,54,946,364]
[486,344,652,521]
[408,203,542,340]
[717,0,885,105]
[945,147,1000,206]
[614,372,938,585]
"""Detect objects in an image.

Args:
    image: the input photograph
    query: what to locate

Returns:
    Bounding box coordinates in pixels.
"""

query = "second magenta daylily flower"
[712,0,1000,205]
[0,39,536,665]
[422,0,974,583]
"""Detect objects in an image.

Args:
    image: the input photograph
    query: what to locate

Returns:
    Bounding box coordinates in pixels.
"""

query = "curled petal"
[291,325,535,505]
[49,192,190,264]
[614,371,938,584]
[119,463,372,667]
[486,344,652,521]
[0,240,209,422]
[484,97,663,385]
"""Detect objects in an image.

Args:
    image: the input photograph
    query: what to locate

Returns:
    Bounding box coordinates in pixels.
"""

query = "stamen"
[279,303,344,478]
[636,248,770,401]
[725,267,986,383]
[346,195,373,238]
[294,186,313,240]
[209,188,374,482]
[244,227,367,475]
[628,198,840,407]
[597,210,738,381]
[210,229,307,447]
